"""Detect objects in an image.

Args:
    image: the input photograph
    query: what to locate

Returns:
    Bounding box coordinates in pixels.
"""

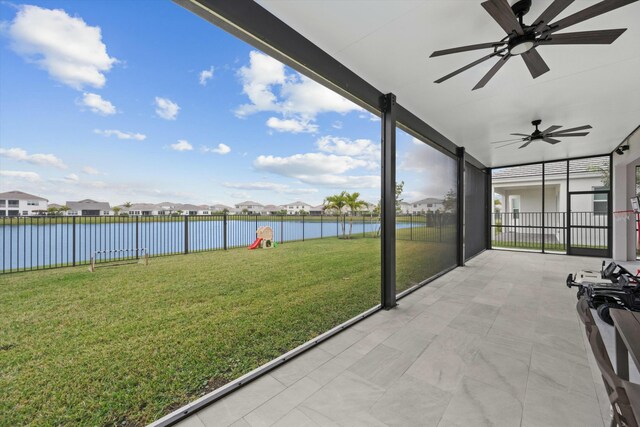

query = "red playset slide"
[248,238,263,250]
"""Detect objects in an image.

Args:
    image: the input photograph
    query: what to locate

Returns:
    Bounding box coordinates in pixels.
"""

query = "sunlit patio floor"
[173,250,623,427]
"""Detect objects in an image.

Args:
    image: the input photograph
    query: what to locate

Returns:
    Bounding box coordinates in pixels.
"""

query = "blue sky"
[0,1,454,207]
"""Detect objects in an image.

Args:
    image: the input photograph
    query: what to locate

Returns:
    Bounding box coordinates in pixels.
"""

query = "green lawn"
[0,236,454,426]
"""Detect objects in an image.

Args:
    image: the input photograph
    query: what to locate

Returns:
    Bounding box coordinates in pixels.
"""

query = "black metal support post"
[135,216,139,259]
[71,216,76,266]
[223,212,228,250]
[184,216,189,254]
[542,164,546,253]
[381,93,397,310]
[486,169,492,250]
[457,147,465,266]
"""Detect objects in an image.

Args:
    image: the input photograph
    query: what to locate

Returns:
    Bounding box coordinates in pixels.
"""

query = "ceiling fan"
[430,0,637,90]
[493,119,592,148]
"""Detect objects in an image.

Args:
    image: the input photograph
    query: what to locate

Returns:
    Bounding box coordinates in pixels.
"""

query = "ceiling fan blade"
[519,140,534,149]
[546,0,638,34]
[539,29,627,45]
[496,140,529,149]
[473,55,511,90]
[543,137,562,144]
[534,0,575,32]
[553,125,592,133]
[490,138,525,144]
[548,132,590,137]
[510,133,531,137]
[521,49,550,78]
[430,42,505,57]
[541,125,563,134]
[434,50,506,83]
[481,0,524,35]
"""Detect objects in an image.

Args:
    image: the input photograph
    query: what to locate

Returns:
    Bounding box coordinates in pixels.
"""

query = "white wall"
[613,128,639,261]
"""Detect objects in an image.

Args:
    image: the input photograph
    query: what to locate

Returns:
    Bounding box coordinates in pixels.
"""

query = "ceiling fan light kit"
[430,0,638,90]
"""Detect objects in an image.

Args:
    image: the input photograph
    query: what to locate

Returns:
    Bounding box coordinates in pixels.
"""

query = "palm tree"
[60,205,70,215]
[344,192,367,238]
[324,191,348,237]
[123,202,132,208]
[113,206,122,216]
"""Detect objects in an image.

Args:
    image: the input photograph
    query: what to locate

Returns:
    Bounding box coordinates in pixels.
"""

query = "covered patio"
[171,250,629,427]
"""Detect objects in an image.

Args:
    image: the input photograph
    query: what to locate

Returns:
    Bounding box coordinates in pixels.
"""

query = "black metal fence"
[0,212,455,274]
[491,211,608,253]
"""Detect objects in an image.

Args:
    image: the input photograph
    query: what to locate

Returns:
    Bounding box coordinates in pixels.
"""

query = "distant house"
[177,204,202,215]
[235,201,263,214]
[398,201,412,214]
[155,202,179,215]
[309,205,325,215]
[282,201,313,215]
[0,190,48,216]
[211,203,233,214]
[262,204,283,215]
[66,199,112,216]
[410,198,444,214]
[125,203,158,216]
[197,205,211,215]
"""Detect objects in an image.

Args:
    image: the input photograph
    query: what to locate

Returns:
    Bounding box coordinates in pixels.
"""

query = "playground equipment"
[248,226,275,250]
[89,248,149,272]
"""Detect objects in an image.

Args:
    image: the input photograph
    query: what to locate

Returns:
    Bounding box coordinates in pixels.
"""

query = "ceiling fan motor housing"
[510,0,532,18]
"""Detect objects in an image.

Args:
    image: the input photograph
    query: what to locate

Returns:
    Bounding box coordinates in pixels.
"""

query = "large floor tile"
[371,375,451,427]
[437,377,523,427]
[196,375,286,427]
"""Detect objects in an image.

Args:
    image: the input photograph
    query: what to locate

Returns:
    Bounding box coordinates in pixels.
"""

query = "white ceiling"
[256,0,640,167]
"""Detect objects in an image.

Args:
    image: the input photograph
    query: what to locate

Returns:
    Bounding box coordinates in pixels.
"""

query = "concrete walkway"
[175,250,616,427]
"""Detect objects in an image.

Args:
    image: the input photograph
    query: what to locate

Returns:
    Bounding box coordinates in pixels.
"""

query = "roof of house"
[126,203,158,210]
[66,199,111,211]
[285,201,311,206]
[211,204,232,210]
[262,204,283,211]
[413,198,444,205]
[48,203,63,209]
[236,201,263,207]
[0,190,48,201]
[175,203,200,211]
[492,156,609,180]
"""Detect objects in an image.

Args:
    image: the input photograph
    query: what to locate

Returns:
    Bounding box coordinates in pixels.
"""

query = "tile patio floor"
[175,250,623,427]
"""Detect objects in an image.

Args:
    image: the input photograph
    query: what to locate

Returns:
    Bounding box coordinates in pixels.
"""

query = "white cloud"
[332,121,343,129]
[316,136,379,166]
[155,97,179,120]
[280,74,361,118]
[170,139,192,151]
[223,182,317,194]
[202,143,231,155]
[266,117,318,134]
[255,153,366,176]
[64,173,79,182]
[0,147,67,169]
[5,5,117,90]
[199,66,214,86]
[0,170,41,182]
[80,92,116,115]
[235,51,362,131]
[94,129,146,141]
[235,51,286,117]
[82,166,100,175]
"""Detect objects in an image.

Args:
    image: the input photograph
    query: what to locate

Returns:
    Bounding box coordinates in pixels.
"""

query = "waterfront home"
[235,201,264,214]
[0,190,48,216]
[66,199,112,216]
